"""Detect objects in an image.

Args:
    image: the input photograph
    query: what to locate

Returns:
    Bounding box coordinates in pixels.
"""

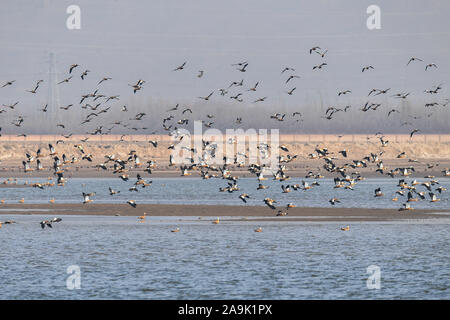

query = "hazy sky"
[0,0,449,133]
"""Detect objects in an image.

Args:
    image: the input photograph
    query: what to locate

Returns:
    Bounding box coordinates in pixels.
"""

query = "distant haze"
[0,0,449,134]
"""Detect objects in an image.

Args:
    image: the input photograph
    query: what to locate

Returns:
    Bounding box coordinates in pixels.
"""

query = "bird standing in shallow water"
[138,212,147,223]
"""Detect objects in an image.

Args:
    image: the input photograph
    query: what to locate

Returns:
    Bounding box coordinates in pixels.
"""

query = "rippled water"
[1,177,449,209]
[0,215,449,299]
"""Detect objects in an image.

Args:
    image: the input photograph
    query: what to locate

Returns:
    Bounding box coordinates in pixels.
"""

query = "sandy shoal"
[0,203,448,222]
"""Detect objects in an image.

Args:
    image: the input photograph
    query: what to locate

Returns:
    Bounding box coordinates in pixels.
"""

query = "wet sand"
[0,184,31,188]
[0,203,448,222]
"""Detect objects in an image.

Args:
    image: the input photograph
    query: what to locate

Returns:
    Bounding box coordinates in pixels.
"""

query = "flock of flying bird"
[0,47,449,231]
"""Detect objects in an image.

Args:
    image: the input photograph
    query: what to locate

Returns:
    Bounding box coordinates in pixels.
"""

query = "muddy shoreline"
[0,203,448,222]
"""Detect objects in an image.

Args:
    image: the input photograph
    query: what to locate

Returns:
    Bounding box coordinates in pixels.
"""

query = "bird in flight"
[1,80,16,88]
[239,193,250,203]
[228,79,244,88]
[281,67,295,74]
[329,198,341,205]
[410,129,421,138]
[309,46,321,54]
[425,63,437,71]
[231,61,248,67]
[392,92,410,99]
[40,218,62,229]
[406,57,423,65]
[286,87,296,95]
[198,92,214,101]
[338,90,351,96]
[253,97,267,103]
[81,70,90,80]
[127,200,137,208]
[374,88,391,96]
[236,63,248,72]
[57,76,72,85]
[97,77,112,85]
[3,101,19,109]
[286,75,300,84]
[247,82,259,91]
[362,65,374,72]
[173,61,187,71]
[69,64,79,74]
[313,63,327,70]
[26,80,43,93]
[387,109,399,117]
[167,104,179,112]
[315,49,328,58]
[82,192,94,204]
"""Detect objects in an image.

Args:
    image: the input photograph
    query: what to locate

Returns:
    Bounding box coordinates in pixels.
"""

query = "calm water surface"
[1,177,449,209]
[0,215,449,299]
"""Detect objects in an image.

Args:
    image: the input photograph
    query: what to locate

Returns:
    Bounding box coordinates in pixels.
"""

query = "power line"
[46,52,61,127]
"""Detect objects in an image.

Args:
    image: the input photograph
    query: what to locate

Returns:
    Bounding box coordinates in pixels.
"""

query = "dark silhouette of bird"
[173,61,187,71]
[407,57,423,65]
